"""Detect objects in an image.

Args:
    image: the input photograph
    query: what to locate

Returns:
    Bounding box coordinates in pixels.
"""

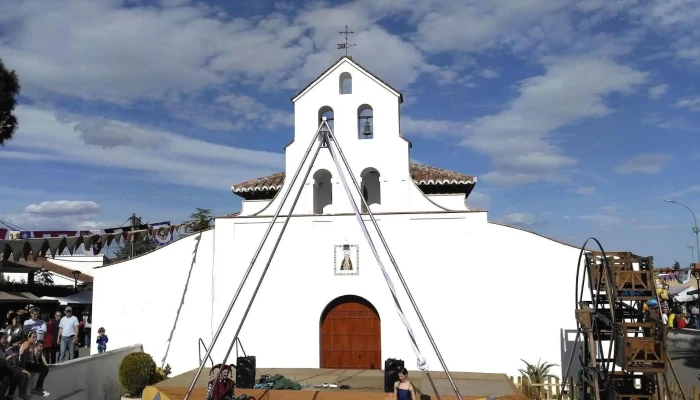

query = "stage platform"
[142,367,528,400]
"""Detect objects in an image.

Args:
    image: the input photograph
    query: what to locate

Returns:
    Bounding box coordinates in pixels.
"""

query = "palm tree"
[519,359,558,400]
[0,58,20,146]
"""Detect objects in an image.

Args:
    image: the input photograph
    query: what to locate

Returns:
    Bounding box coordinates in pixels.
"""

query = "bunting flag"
[0,221,184,262]
[677,269,692,284]
[150,221,173,246]
[32,230,78,238]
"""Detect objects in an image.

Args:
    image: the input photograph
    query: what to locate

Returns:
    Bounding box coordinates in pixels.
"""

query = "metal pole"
[665,200,700,263]
[326,132,463,400]
[182,126,324,400]
[210,126,326,384]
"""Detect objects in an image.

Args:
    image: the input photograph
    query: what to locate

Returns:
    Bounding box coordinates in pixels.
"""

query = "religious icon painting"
[334,244,359,276]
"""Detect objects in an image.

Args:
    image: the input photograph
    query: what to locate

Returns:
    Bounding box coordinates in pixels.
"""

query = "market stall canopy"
[41,291,92,306]
[0,292,58,304]
[672,286,698,303]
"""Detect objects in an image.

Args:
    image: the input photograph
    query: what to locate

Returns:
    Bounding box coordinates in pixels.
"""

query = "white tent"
[674,287,698,303]
[40,291,92,306]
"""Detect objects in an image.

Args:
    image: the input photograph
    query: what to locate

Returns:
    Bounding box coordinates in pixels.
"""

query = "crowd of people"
[0,304,108,399]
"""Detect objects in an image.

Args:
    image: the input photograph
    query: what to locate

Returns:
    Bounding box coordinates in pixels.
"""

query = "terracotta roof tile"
[232,163,475,194]
[18,258,94,283]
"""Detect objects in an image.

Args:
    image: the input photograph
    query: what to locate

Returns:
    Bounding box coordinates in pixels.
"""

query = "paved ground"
[667,331,700,390]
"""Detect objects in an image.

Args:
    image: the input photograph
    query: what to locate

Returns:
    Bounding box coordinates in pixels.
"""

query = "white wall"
[93,211,581,378]
[41,344,142,400]
[50,254,104,277]
[91,231,215,377]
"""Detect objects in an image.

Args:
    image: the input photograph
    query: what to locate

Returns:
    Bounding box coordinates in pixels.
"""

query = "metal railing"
[198,337,247,368]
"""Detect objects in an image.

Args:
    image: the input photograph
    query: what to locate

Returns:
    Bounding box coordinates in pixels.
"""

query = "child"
[96,328,108,353]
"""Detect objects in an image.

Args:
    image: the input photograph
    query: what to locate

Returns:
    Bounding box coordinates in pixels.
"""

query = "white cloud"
[501,212,537,226]
[614,153,671,174]
[648,83,669,99]
[25,201,100,216]
[575,187,597,195]
[579,204,627,226]
[466,191,491,210]
[1,106,285,191]
[403,56,646,185]
[465,56,647,184]
[676,96,700,111]
[480,69,499,79]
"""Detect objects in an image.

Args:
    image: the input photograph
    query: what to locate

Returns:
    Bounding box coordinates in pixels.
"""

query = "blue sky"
[0,0,698,267]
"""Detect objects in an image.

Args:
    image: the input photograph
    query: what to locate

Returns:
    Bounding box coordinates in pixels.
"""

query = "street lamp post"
[72,270,80,291]
[665,199,700,263]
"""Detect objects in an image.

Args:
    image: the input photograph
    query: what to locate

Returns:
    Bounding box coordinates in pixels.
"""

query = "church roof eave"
[232,163,476,199]
[290,56,404,104]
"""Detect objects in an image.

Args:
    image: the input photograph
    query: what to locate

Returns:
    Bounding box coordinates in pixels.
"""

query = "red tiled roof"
[232,163,476,194]
[18,258,94,283]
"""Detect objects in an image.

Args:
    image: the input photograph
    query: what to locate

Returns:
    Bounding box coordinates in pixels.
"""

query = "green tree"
[113,235,158,261]
[185,208,213,232]
[518,359,558,400]
[0,58,20,146]
[35,268,54,286]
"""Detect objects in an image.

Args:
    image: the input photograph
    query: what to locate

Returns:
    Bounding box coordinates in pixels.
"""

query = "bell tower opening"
[339,72,352,94]
[318,106,334,134]
[313,169,333,214]
[357,104,373,139]
[360,168,381,213]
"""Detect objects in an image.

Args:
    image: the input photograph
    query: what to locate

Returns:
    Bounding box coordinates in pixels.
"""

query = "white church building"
[91,56,581,378]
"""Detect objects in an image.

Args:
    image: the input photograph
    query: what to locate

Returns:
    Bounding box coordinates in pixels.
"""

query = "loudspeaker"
[383,358,404,393]
[235,356,256,388]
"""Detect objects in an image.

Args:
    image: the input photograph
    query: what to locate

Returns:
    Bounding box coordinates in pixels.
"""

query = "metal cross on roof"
[337,25,356,56]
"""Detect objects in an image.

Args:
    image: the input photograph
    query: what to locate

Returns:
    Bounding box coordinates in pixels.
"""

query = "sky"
[0,0,698,267]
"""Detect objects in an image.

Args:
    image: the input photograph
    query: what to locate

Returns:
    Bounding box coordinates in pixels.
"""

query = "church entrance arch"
[319,295,381,370]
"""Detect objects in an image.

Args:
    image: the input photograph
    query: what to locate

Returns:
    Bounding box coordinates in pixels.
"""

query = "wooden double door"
[320,296,381,370]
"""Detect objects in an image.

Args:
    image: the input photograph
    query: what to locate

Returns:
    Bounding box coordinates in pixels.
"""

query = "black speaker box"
[235,355,256,388]
[383,358,404,392]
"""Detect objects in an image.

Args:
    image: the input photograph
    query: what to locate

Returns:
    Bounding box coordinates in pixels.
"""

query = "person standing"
[57,307,79,363]
[23,307,47,342]
[96,328,108,354]
[47,311,61,364]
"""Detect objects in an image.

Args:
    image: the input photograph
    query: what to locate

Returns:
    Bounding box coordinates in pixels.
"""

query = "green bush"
[118,352,157,397]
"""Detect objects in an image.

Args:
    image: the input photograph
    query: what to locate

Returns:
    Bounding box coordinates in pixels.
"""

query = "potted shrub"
[118,352,158,399]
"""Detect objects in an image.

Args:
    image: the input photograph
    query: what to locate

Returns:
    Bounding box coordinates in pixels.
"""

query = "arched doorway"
[319,295,381,370]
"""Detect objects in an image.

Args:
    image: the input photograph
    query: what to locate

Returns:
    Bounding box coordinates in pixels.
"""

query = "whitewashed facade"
[92,57,581,378]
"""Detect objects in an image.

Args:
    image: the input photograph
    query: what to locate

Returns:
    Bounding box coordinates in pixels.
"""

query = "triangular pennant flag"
[2,241,10,262]
[113,233,121,245]
[39,241,50,258]
[27,239,46,262]
[121,228,132,241]
[127,230,139,243]
[22,244,31,261]
[101,233,113,247]
[46,237,67,258]
[64,236,81,255]
[82,235,93,251]
[8,240,27,263]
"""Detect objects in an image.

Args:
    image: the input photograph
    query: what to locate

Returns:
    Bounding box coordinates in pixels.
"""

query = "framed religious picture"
[334,244,359,276]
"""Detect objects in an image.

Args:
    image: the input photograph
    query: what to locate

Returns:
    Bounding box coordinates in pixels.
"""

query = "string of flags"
[0,220,182,263]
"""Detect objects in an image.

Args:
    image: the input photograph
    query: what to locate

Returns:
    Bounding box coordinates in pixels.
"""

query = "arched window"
[318,106,334,135]
[357,104,373,139]
[313,169,333,214]
[360,168,381,213]
[339,72,352,94]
